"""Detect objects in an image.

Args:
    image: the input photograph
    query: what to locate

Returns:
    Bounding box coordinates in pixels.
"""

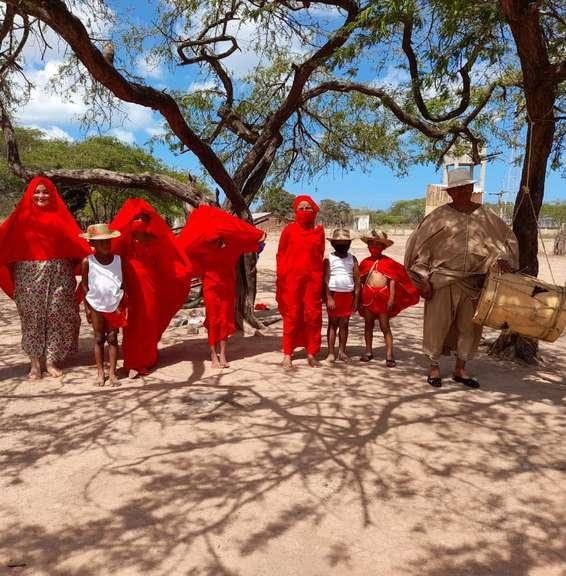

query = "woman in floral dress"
[0,177,90,379]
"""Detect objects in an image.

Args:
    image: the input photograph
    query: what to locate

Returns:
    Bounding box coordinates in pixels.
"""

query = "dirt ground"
[1,235,565,576]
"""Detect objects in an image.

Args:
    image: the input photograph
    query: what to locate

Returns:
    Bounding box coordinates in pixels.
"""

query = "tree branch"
[3,0,246,212]
[0,100,209,206]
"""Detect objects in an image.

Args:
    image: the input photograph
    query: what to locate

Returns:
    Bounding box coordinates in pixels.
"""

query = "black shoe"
[427,376,442,388]
[453,375,480,389]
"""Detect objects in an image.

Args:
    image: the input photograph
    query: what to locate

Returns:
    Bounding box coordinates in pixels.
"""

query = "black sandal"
[385,358,397,368]
[427,375,442,388]
[360,353,374,362]
[453,375,480,389]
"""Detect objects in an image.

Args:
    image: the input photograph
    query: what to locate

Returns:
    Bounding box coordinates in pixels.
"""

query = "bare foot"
[46,362,63,378]
[337,351,350,362]
[326,353,336,363]
[211,355,221,369]
[28,368,42,380]
[96,373,106,387]
[108,374,121,387]
[308,356,320,368]
[281,355,293,370]
[219,357,230,368]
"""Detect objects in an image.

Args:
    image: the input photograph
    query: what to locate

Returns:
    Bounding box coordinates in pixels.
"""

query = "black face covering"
[331,241,351,254]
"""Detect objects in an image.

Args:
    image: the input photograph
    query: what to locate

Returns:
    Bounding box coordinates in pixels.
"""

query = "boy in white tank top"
[80,223,126,386]
[323,229,360,362]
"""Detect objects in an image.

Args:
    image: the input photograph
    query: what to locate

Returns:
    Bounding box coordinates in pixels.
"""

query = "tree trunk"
[491,0,558,362]
[553,224,566,256]
[235,252,265,332]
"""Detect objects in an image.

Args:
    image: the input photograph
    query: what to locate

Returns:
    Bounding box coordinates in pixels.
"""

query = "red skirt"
[327,291,354,318]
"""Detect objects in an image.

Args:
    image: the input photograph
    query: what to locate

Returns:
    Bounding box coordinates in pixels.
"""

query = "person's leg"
[29,356,42,380]
[304,277,322,368]
[90,309,106,386]
[423,285,455,383]
[378,313,395,366]
[327,318,338,362]
[219,339,229,368]
[106,327,120,386]
[360,313,375,361]
[452,286,482,387]
[337,317,350,361]
[210,343,221,368]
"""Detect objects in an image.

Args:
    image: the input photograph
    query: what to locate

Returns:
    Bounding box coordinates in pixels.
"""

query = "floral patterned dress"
[13,259,80,362]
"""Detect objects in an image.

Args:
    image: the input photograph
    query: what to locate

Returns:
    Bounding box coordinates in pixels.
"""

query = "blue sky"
[15,1,565,211]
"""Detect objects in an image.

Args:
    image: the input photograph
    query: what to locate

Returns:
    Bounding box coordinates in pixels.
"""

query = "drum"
[473,272,566,342]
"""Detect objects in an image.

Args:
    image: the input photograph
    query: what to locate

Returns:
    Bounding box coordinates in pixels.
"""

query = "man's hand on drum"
[491,259,514,274]
[419,279,433,301]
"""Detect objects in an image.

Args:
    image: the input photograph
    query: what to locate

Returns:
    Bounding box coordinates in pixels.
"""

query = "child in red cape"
[0,176,90,378]
[358,230,419,366]
[276,195,325,369]
[177,205,265,368]
[110,199,191,376]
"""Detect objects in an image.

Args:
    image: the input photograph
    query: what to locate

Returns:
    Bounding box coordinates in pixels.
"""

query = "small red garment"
[110,199,192,372]
[177,206,264,345]
[0,177,90,297]
[101,298,128,330]
[327,291,354,319]
[359,255,419,318]
[276,196,325,355]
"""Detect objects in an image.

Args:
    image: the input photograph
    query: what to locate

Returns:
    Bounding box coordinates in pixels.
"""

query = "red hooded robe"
[358,255,419,318]
[177,205,264,346]
[276,195,325,356]
[0,177,90,298]
[110,199,191,373]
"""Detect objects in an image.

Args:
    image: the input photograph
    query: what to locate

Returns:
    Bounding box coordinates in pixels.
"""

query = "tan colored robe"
[405,204,518,362]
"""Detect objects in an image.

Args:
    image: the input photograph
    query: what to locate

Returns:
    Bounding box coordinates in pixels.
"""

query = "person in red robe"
[0,177,90,378]
[358,230,420,366]
[276,195,325,369]
[110,199,191,376]
[177,205,265,368]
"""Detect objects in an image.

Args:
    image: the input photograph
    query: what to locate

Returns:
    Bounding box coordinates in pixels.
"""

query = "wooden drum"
[473,272,566,342]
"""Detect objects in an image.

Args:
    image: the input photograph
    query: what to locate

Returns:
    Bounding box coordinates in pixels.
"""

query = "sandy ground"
[1,235,565,576]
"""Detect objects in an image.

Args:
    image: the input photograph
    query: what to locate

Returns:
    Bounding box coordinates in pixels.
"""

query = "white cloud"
[32,125,75,141]
[189,79,217,92]
[136,56,165,80]
[109,128,136,145]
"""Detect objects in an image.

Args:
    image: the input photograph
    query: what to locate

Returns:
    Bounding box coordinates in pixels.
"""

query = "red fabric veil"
[0,177,90,298]
[276,195,325,355]
[359,255,419,318]
[110,199,191,372]
[177,205,264,345]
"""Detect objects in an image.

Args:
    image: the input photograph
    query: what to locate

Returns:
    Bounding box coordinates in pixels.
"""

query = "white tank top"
[85,255,124,313]
[328,253,355,292]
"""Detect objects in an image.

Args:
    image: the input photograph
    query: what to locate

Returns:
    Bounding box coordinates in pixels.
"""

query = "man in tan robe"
[405,168,518,388]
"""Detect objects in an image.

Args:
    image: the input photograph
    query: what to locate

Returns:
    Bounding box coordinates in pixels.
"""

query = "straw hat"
[360,230,393,247]
[444,167,475,189]
[79,223,121,240]
[327,228,353,242]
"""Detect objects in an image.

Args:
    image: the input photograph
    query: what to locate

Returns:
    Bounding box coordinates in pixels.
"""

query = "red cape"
[177,206,264,344]
[0,177,90,298]
[359,255,419,318]
[276,202,325,355]
[110,199,191,371]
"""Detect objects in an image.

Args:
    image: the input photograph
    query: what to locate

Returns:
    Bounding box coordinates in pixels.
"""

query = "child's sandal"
[385,358,397,368]
[360,353,374,362]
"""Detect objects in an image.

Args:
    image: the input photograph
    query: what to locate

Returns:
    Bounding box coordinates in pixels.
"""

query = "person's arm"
[352,256,360,311]
[387,279,396,312]
[81,258,89,294]
[324,258,335,310]
[120,256,126,292]
[81,258,92,324]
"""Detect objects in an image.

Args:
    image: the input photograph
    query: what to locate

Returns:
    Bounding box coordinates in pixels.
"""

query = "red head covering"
[0,176,90,297]
[293,195,319,213]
